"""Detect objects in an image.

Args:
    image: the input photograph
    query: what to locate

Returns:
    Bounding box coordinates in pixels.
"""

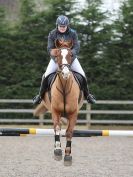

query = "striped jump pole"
[0,128,59,136]
[0,128,133,137]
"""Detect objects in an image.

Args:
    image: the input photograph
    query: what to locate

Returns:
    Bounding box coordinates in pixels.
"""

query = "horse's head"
[55,48,72,80]
[53,39,73,80]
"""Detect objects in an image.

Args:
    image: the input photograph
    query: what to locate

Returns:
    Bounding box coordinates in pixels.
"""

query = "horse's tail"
[33,102,47,117]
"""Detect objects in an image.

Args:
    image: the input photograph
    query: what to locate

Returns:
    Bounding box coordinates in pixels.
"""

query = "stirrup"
[33,95,42,105]
[86,94,96,104]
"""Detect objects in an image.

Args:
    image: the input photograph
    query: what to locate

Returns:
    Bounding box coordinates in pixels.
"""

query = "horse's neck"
[56,72,73,92]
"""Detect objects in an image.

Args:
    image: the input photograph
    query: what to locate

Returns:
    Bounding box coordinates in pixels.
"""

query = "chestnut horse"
[34,39,83,165]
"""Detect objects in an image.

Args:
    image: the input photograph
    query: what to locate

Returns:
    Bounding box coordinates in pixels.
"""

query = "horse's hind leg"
[52,111,62,161]
[64,113,77,166]
[33,102,47,117]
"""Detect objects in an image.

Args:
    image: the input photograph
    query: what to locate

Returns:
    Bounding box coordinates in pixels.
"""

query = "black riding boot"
[33,76,48,105]
[82,77,96,104]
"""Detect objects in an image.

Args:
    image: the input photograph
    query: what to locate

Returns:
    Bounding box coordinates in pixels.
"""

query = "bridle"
[58,63,71,71]
[56,47,72,79]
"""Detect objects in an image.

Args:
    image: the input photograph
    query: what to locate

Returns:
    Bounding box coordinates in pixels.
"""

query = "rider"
[33,15,96,105]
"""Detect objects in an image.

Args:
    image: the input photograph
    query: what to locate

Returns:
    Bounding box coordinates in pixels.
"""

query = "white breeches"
[71,58,85,77]
[44,58,85,78]
[44,59,58,77]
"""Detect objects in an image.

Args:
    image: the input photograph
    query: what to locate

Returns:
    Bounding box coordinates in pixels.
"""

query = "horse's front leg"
[64,112,77,165]
[52,110,62,161]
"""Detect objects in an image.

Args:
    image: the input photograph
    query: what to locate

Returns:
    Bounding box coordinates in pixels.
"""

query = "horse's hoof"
[64,155,72,166]
[54,149,62,161]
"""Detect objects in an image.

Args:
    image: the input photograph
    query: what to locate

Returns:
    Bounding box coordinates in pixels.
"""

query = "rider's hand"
[50,49,58,57]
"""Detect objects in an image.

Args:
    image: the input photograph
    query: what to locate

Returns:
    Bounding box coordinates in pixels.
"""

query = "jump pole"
[0,128,133,137]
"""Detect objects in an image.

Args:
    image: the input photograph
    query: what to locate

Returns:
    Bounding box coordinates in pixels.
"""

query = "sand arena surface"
[0,136,133,177]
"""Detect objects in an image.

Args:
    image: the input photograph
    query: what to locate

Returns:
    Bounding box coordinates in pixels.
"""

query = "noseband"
[57,48,72,72]
[59,63,71,70]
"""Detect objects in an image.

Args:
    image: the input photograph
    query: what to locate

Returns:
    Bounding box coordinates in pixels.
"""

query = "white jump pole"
[0,128,133,137]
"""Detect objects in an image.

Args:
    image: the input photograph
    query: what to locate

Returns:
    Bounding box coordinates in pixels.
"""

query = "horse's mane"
[55,39,73,49]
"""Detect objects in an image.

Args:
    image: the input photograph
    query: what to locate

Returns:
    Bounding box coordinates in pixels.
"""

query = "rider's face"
[58,25,67,33]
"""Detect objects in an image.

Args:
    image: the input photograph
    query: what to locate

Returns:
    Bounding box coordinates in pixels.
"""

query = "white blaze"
[61,49,68,64]
[61,49,70,79]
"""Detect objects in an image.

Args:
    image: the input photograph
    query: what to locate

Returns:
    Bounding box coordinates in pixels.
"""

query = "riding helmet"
[56,15,70,26]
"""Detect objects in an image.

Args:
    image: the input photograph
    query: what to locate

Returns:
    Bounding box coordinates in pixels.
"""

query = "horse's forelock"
[55,39,73,49]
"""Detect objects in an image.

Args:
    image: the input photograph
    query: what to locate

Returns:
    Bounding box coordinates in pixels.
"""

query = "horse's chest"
[52,99,77,113]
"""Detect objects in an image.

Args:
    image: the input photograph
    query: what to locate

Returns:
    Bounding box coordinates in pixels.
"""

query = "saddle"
[72,71,84,90]
[47,71,84,91]
[47,72,57,90]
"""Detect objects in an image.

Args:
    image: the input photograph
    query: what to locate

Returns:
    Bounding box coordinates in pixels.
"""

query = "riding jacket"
[47,27,80,58]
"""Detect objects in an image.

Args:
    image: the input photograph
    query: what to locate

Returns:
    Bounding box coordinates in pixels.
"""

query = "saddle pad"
[72,71,84,90]
[47,72,57,90]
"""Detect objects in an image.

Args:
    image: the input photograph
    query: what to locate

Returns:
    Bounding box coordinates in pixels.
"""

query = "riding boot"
[33,76,48,105]
[82,77,96,104]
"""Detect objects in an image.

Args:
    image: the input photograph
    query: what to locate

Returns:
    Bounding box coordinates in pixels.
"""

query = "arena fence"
[0,99,133,127]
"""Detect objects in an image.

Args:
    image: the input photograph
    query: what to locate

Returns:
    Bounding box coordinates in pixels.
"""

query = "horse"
[34,39,84,165]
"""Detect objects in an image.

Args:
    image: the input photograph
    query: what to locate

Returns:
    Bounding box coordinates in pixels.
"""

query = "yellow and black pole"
[0,128,133,137]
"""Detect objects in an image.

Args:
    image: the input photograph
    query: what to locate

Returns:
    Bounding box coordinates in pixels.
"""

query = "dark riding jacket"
[47,27,80,58]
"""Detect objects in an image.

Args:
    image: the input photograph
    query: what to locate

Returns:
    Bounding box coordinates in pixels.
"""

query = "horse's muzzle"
[62,66,70,80]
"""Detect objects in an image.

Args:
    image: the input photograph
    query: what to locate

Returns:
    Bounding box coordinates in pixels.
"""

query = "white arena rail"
[0,99,133,127]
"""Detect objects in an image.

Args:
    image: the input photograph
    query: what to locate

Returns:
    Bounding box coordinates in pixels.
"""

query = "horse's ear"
[55,39,73,48]
[55,39,61,48]
[68,40,73,49]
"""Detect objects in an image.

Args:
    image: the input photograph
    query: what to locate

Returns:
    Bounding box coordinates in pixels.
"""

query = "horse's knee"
[53,121,61,131]
[55,124,60,131]
[66,130,73,139]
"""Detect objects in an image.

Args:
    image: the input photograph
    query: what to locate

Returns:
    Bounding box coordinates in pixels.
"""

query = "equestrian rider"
[33,15,96,105]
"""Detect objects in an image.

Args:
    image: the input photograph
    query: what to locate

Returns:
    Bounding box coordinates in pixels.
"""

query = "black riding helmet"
[56,15,70,26]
